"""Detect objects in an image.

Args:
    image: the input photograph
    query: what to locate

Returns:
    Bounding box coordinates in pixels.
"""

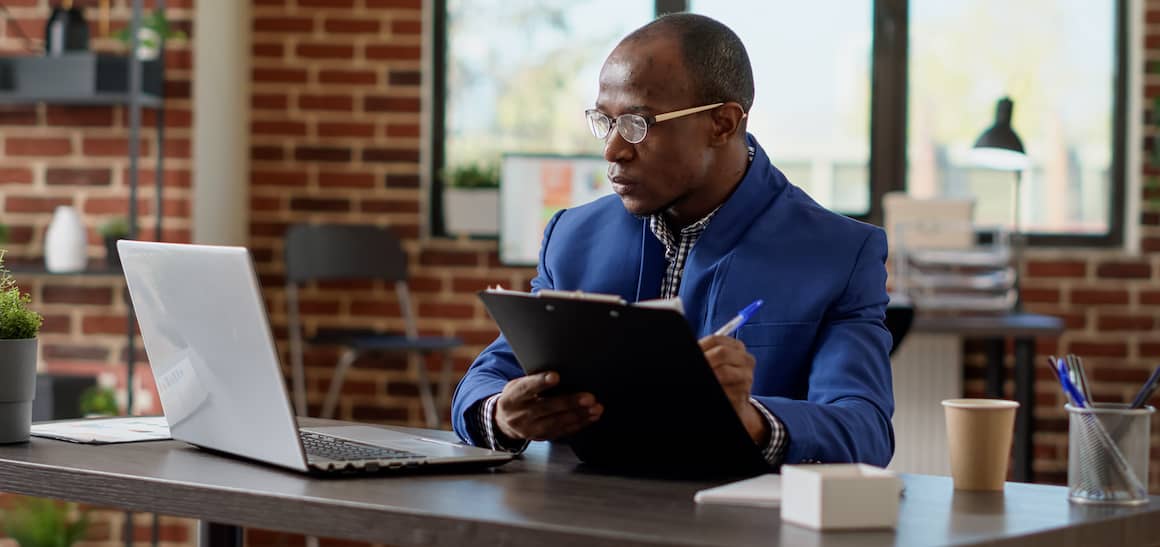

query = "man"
[451,13,894,468]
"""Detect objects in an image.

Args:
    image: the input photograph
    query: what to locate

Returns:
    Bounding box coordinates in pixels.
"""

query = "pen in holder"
[1066,403,1151,505]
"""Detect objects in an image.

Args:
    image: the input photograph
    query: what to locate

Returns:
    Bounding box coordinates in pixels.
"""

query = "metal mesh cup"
[1066,403,1153,505]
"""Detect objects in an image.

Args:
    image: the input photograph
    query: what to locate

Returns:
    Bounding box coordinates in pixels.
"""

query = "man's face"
[595,36,716,218]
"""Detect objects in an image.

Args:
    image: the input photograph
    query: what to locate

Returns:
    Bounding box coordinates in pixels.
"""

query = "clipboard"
[478,289,768,476]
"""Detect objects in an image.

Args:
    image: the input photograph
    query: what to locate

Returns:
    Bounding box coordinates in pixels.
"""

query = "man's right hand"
[495,372,603,441]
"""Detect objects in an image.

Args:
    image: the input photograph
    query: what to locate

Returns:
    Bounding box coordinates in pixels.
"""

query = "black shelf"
[8,262,123,277]
[0,93,162,107]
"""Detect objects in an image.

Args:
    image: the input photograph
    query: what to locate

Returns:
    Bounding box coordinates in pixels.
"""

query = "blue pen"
[1055,358,1088,408]
[714,299,764,337]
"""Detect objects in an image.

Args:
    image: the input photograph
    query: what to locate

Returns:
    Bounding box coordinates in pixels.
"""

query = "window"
[907,0,1124,243]
[432,0,1127,246]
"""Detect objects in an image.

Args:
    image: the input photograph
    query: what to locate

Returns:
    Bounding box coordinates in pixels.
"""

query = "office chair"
[885,303,914,357]
[284,223,462,427]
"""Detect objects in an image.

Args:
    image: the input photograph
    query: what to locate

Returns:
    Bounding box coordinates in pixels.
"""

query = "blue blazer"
[452,135,895,467]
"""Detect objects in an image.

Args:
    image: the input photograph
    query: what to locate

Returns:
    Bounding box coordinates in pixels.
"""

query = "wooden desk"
[911,313,1064,482]
[0,422,1155,547]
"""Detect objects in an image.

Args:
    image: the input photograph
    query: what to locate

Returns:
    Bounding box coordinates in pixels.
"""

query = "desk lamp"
[971,97,1029,312]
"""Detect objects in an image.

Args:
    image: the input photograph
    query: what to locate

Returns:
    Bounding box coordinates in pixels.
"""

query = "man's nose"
[603,130,634,163]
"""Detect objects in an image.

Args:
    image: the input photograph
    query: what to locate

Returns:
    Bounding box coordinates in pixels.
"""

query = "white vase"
[444,188,500,236]
[44,205,87,272]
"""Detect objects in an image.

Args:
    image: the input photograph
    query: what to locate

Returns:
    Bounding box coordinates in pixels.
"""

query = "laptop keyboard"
[299,431,423,462]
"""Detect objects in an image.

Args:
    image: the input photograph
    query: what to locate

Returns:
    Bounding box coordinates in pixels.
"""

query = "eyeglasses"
[584,102,724,144]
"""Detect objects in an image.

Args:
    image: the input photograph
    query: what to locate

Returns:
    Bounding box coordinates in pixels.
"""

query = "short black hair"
[624,13,755,112]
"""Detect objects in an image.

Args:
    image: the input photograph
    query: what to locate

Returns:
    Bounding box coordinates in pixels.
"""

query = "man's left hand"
[699,335,770,445]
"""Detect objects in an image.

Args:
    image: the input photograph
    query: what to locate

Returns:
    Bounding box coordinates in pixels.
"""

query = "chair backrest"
[284,223,408,284]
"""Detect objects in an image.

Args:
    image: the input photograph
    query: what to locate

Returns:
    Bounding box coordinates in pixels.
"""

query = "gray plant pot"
[0,338,38,444]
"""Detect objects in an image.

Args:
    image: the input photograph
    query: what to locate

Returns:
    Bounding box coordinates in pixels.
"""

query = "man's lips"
[610,174,639,195]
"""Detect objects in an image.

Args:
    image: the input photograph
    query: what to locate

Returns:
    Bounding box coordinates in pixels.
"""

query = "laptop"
[118,240,514,474]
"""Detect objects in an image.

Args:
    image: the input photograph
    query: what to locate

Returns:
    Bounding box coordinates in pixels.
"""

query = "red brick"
[1025,260,1086,279]
[82,315,129,335]
[132,524,189,543]
[42,344,109,362]
[1139,341,1160,358]
[365,96,420,112]
[1142,212,1160,226]
[296,44,356,59]
[419,250,479,267]
[298,94,354,112]
[360,199,418,213]
[1097,314,1155,331]
[409,275,444,293]
[2,225,34,244]
[5,197,73,213]
[1141,290,1160,306]
[455,327,501,345]
[6,18,43,41]
[391,19,422,34]
[350,302,402,316]
[451,277,516,293]
[1096,261,1151,279]
[0,106,38,125]
[318,172,376,188]
[252,170,309,187]
[1071,288,1129,306]
[365,45,421,60]
[388,71,421,86]
[6,137,71,156]
[297,300,341,314]
[289,198,352,212]
[1148,9,1160,23]
[294,146,351,162]
[0,167,34,185]
[386,174,420,188]
[165,49,194,70]
[82,137,150,157]
[253,17,314,32]
[318,70,378,85]
[165,80,192,99]
[385,123,420,137]
[252,121,309,136]
[418,302,475,319]
[350,405,408,423]
[368,0,421,8]
[42,286,114,306]
[83,198,130,215]
[39,315,71,335]
[45,167,112,186]
[253,43,285,58]
[1089,366,1153,383]
[253,68,309,84]
[1020,288,1060,304]
[45,106,115,127]
[362,148,419,163]
[252,93,289,110]
[252,145,285,161]
[1143,236,1160,253]
[323,19,381,33]
[299,0,355,6]
[251,196,283,211]
[125,168,192,189]
[1067,341,1128,358]
[251,222,290,238]
[317,122,375,138]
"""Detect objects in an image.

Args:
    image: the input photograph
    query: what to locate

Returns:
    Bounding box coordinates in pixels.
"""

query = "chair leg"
[414,352,438,429]
[321,349,358,419]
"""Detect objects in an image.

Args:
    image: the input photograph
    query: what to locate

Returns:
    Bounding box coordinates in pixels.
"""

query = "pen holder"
[1066,403,1153,505]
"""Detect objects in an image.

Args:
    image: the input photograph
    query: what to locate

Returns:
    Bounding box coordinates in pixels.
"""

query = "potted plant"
[0,251,43,443]
[443,162,500,236]
[0,222,9,246]
[98,217,131,271]
[78,385,119,417]
[2,496,90,547]
[113,9,186,62]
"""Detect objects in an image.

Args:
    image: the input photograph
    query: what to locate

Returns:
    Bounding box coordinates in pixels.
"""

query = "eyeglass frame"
[584,102,726,144]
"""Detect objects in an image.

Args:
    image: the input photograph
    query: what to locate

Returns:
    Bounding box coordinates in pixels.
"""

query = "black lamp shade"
[972,97,1028,170]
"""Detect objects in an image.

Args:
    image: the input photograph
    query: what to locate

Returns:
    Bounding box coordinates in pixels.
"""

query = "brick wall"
[0,1,1158,546]
[0,1,194,545]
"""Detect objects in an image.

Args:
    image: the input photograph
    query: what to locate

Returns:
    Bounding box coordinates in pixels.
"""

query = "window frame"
[431,0,1128,247]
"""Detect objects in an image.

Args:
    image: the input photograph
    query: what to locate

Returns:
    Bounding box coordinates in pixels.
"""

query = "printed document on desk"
[694,474,782,508]
[31,416,171,444]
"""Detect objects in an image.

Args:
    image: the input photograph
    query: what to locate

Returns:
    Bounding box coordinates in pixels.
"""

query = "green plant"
[0,222,9,246]
[443,163,500,189]
[97,217,130,239]
[114,10,186,50]
[78,386,119,416]
[2,497,90,547]
[0,251,42,340]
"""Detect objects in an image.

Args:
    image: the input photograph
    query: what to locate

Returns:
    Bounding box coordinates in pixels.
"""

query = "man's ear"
[708,102,746,146]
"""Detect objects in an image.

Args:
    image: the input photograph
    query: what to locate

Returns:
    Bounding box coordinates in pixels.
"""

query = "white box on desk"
[780,464,903,530]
